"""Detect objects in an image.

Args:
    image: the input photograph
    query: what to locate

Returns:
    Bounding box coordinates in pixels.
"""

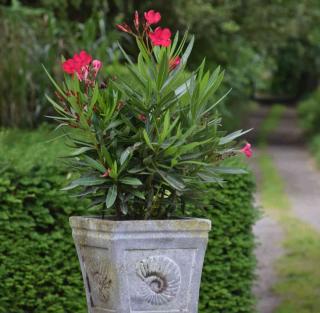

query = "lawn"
[0,125,68,171]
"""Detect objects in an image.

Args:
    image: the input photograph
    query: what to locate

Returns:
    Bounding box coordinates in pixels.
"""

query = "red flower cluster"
[116,10,181,70]
[116,10,173,48]
[62,50,102,81]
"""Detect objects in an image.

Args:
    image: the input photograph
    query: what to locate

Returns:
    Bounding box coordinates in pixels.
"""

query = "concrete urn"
[70,216,211,313]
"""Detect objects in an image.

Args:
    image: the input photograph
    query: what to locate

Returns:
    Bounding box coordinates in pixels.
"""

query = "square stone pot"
[70,216,211,313]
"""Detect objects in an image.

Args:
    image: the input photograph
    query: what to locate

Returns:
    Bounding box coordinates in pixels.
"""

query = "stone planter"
[70,216,211,313]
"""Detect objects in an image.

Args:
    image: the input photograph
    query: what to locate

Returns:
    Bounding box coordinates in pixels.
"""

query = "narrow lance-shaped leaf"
[106,185,117,208]
[83,155,106,173]
[62,176,106,191]
[119,177,143,186]
[158,170,185,191]
[219,129,252,145]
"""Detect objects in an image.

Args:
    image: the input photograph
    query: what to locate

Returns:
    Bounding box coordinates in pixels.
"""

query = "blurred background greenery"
[1,0,320,129]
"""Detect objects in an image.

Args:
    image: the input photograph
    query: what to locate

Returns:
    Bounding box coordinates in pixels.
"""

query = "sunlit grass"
[0,124,68,171]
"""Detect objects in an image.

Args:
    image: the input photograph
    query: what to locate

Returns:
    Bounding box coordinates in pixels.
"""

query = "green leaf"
[45,95,70,117]
[219,129,252,145]
[132,190,145,200]
[181,35,195,64]
[120,147,132,165]
[90,84,99,107]
[42,65,67,98]
[68,146,94,157]
[62,176,105,191]
[119,177,143,186]
[106,185,117,208]
[159,110,171,142]
[101,145,113,168]
[158,170,185,191]
[143,129,154,151]
[83,155,106,173]
[197,172,224,184]
[157,49,169,90]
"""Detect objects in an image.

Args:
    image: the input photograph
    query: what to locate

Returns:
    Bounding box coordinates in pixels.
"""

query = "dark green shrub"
[0,161,256,313]
[298,88,320,136]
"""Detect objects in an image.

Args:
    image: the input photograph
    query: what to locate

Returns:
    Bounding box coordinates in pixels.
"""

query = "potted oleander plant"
[45,9,252,313]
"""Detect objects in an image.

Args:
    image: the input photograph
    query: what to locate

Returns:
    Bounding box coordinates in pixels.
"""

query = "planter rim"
[70,216,211,233]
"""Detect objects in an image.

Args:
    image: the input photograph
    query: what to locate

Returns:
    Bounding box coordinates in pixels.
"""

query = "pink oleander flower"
[92,59,102,76]
[62,50,91,81]
[62,51,102,82]
[241,143,253,158]
[144,10,161,25]
[169,56,181,70]
[73,50,92,68]
[149,27,172,47]
[62,59,76,74]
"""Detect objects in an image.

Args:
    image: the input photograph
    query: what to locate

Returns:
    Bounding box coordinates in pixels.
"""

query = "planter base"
[70,217,211,313]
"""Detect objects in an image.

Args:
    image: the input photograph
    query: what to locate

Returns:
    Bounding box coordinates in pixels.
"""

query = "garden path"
[251,105,320,312]
[268,145,320,232]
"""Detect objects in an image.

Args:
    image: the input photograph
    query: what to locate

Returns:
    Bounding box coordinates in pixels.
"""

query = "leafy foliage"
[47,19,250,219]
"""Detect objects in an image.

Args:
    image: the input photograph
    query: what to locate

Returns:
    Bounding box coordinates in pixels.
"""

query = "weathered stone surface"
[70,217,211,313]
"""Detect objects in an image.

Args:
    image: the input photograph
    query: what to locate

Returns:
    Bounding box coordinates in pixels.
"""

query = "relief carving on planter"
[136,255,181,305]
[83,254,113,304]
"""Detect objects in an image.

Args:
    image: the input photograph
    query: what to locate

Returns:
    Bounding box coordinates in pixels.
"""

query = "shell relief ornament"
[136,255,181,305]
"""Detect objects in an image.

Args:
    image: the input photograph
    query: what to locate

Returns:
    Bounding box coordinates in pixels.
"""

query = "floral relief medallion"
[136,255,181,305]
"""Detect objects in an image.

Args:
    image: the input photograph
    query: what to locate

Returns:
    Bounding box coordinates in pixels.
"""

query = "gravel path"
[268,145,320,232]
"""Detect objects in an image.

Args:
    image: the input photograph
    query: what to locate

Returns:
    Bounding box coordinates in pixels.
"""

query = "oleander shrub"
[0,159,256,313]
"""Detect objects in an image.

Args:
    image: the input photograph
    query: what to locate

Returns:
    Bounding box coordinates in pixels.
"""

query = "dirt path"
[268,145,320,232]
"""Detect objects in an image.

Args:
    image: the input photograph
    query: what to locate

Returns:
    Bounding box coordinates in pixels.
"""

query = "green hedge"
[197,171,256,313]
[0,166,87,313]
[0,162,256,313]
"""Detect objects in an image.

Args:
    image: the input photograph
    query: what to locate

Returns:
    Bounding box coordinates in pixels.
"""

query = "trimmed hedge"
[197,171,257,313]
[0,166,88,313]
[0,163,256,313]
